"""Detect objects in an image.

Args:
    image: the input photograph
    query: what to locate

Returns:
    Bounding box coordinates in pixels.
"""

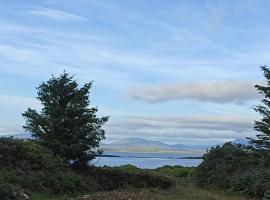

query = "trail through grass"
[71,179,246,200]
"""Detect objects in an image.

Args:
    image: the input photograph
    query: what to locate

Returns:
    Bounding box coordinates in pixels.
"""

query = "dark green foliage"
[0,137,65,171]
[231,168,270,198]
[0,138,175,198]
[155,165,196,178]
[264,190,270,200]
[76,166,175,191]
[197,143,259,187]
[0,137,98,195]
[197,143,270,199]
[250,66,270,149]
[0,183,30,200]
[22,72,109,167]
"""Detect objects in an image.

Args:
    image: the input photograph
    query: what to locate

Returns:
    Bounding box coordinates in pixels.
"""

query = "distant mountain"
[232,138,250,145]
[1,132,31,139]
[101,138,208,151]
[110,138,186,149]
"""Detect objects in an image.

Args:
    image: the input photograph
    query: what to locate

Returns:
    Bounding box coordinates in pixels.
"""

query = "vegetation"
[22,72,109,168]
[197,66,270,199]
[196,143,267,198]
[250,65,270,149]
[0,137,175,199]
[155,165,196,178]
[73,180,245,200]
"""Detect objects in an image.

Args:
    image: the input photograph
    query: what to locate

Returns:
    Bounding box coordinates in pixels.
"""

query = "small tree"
[22,72,109,167]
[250,66,270,149]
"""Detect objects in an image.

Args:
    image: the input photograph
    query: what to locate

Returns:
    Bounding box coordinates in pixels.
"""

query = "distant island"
[99,137,248,154]
[3,134,248,154]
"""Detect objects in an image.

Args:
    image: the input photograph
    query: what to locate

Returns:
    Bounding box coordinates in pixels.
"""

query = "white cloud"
[104,115,255,143]
[28,8,88,21]
[128,80,259,104]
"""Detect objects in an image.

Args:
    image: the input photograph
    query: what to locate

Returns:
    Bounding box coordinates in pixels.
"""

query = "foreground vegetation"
[0,137,248,200]
[70,178,246,200]
[0,137,175,199]
[195,66,270,200]
[197,143,270,199]
[31,179,246,200]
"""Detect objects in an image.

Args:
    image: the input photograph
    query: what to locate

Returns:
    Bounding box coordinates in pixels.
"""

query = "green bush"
[0,138,175,198]
[197,142,270,199]
[155,165,196,178]
[0,183,17,200]
[0,183,28,200]
[231,169,270,198]
[0,137,64,172]
[0,138,98,196]
[263,190,270,200]
[77,166,176,191]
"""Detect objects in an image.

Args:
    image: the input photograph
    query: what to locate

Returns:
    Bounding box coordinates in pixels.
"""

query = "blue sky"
[0,0,269,145]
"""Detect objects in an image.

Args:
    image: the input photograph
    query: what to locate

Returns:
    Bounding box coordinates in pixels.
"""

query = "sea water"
[92,151,203,169]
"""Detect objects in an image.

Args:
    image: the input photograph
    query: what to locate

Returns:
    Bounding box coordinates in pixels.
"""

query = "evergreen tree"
[22,72,109,167]
[250,66,270,149]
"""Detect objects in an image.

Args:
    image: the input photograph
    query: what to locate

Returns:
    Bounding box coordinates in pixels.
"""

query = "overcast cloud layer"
[128,80,259,104]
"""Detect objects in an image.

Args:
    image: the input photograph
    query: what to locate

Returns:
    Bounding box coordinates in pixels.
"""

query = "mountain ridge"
[101,138,208,151]
[1,133,249,151]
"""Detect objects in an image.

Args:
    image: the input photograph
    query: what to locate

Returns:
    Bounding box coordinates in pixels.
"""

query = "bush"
[197,142,270,199]
[0,183,28,200]
[0,137,64,172]
[231,169,270,198]
[77,166,176,191]
[0,138,175,198]
[0,137,98,196]
[155,165,196,178]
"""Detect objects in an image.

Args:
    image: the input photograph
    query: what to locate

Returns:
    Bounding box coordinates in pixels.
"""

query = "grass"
[30,193,69,200]
[30,179,247,200]
[70,179,246,200]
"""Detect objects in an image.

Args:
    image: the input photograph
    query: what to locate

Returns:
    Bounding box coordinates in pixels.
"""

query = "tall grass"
[72,179,246,200]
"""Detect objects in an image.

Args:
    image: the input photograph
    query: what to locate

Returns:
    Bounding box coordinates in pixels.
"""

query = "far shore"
[102,148,206,155]
[97,154,203,159]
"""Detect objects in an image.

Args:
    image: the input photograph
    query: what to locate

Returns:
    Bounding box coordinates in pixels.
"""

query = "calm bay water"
[92,151,203,169]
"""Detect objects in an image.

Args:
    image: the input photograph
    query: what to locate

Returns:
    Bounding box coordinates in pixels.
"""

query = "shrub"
[197,142,270,199]
[0,137,98,196]
[155,165,196,178]
[77,166,176,191]
[0,137,64,172]
[231,169,270,198]
[0,183,28,200]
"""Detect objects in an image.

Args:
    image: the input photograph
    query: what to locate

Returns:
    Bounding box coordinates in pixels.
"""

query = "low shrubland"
[197,142,270,199]
[0,137,175,199]
[155,165,196,178]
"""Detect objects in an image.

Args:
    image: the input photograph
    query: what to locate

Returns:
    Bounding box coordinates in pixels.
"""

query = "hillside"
[101,138,210,152]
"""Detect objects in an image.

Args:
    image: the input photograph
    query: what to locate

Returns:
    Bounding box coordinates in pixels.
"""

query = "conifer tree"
[250,66,270,149]
[22,72,108,167]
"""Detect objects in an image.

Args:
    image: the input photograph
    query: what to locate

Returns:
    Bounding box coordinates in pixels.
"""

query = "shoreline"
[97,154,202,159]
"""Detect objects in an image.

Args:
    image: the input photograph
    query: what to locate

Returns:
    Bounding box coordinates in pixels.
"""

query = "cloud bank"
[128,80,259,104]
[104,115,255,144]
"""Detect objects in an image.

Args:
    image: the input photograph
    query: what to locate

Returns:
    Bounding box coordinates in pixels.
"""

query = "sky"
[0,0,269,145]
